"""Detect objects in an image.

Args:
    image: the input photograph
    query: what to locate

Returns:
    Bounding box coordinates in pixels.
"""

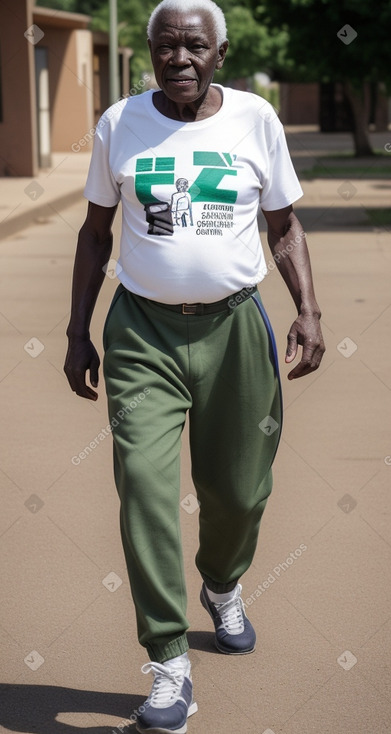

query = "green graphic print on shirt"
[135,152,238,236]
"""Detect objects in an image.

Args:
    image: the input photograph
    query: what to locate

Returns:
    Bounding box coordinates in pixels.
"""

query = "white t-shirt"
[84,84,303,304]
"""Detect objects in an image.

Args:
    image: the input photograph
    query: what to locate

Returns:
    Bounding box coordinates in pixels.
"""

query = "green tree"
[252,0,391,156]
[90,0,156,83]
[34,0,79,10]
[89,0,282,88]
[35,1,285,95]
[216,2,285,83]
[73,0,106,13]
[36,0,155,84]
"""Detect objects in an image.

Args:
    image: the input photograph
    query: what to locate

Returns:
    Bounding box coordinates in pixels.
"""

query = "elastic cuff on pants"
[145,634,189,664]
[201,573,240,594]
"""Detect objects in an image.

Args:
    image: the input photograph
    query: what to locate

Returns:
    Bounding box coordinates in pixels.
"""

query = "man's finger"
[65,367,98,400]
[74,381,99,400]
[285,331,298,364]
[288,362,313,380]
[90,361,99,389]
[287,344,323,380]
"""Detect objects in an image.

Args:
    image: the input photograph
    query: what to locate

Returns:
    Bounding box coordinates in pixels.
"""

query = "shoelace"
[141,662,187,707]
[213,584,245,634]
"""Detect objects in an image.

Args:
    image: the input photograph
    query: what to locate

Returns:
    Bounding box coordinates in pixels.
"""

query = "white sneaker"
[136,655,198,733]
[200,582,256,654]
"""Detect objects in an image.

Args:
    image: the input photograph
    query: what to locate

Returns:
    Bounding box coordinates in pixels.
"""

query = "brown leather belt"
[149,286,257,315]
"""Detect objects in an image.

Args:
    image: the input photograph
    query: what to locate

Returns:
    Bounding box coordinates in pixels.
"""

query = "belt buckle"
[182,303,202,315]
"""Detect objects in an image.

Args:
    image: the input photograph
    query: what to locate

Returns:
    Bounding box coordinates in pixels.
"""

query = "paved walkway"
[0,129,390,734]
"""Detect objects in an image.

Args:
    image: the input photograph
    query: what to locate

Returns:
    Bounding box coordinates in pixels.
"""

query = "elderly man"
[64,0,325,731]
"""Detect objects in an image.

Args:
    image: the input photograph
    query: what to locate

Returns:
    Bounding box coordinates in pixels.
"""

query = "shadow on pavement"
[0,684,143,733]
[291,205,370,231]
[187,629,216,654]
[259,205,372,232]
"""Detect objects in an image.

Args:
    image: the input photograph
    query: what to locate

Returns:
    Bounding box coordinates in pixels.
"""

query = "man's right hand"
[64,337,100,400]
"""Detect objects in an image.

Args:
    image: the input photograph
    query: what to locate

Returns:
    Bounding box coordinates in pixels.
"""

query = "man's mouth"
[167,77,197,86]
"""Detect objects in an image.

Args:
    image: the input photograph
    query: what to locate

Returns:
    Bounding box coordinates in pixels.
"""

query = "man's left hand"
[285,313,325,379]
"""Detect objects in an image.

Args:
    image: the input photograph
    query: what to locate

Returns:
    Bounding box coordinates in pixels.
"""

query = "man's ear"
[216,40,229,70]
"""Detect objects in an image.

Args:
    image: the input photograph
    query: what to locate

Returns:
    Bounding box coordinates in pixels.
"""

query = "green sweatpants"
[103,285,282,663]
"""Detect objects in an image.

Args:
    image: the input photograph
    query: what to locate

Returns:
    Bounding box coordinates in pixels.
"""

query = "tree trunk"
[374,82,389,132]
[343,80,374,157]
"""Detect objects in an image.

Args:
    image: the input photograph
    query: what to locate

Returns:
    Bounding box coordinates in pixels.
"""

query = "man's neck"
[152,86,222,122]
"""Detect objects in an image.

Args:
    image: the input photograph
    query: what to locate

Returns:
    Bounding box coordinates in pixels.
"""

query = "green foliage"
[35,0,78,10]
[251,0,391,87]
[35,0,391,89]
[35,0,288,83]
[253,82,280,109]
[365,208,391,226]
[73,0,106,13]
[216,5,275,80]
[35,0,156,82]
[90,0,156,82]
[34,0,106,14]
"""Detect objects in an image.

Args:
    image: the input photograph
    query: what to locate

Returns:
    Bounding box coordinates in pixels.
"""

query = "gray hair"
[147,0,228,47]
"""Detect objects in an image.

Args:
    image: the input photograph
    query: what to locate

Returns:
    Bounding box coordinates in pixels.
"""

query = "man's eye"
[191,44,206,50]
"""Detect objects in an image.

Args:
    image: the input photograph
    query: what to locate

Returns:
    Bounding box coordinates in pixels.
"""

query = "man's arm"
[64,201,118,400]
[262,205,325,380]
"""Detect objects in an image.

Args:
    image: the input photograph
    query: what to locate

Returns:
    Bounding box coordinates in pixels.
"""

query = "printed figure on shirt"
[171,178,193,228]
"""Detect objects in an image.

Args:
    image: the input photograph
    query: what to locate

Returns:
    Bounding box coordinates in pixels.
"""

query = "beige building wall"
[34,17,94,152]
[48,28,94,151]
[0,0,38,176]
[0,3,131,176]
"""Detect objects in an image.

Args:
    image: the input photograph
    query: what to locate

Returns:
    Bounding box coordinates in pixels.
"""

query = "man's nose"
[170,45,191,65]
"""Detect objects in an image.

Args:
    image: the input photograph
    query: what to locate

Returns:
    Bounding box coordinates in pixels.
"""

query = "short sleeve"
[260,128,303,211]
[83,127,121,207]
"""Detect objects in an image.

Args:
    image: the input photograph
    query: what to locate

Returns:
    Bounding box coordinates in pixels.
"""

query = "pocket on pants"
[102,283,126,351]
[250,292,280,375]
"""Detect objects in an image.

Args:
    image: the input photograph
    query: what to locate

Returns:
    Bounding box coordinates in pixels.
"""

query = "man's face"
[176,179,188,192]
[148,9,227,105]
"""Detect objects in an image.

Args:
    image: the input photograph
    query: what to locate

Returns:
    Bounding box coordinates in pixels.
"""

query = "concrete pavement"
[1,129,391,734]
